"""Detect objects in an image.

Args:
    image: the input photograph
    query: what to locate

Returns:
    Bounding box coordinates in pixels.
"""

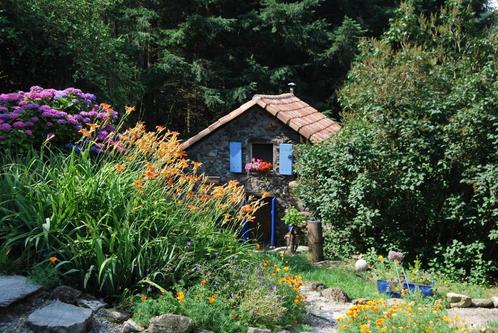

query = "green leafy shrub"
[132,253,306,332]
[295,1,498,283]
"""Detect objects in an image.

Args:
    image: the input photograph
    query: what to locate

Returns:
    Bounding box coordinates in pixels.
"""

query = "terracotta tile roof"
[181,93,341,149]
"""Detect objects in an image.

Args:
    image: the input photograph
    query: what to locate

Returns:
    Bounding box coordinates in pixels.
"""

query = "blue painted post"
[242,198,249,242]
[270,197,276,247]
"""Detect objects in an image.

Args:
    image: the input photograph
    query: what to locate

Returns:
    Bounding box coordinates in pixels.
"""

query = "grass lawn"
[285,254,379,299]
[284,254,498,301]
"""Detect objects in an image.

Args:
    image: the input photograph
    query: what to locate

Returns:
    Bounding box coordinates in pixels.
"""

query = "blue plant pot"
[403,282,434,297]
[376,279,401,298]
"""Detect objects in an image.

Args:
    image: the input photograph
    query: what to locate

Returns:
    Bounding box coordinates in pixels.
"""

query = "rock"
[447,292,471,303]
[77,298,107,312]
[320,288,350,303]
[449,299,472,308]
[50,285,82,304]
[447,293,472,307]
[492,296,498,308]
[26,300,93,333]
[353,298,372,305]
[0,275,42,307]
[121,319,144,333]
[147,314,194,333]
[311,282,326,291]
[471,299,494,308]
[101,308,130,323]
[354,259,368,272]
[247,328,271,333]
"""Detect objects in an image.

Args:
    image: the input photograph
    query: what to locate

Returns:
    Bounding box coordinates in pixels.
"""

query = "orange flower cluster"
[108,122,262,226]
[338,299,466,333]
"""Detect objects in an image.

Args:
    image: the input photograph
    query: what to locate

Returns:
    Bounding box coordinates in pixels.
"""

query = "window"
[251,143,273,163]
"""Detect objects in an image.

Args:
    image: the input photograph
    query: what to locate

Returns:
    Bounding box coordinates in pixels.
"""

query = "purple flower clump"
[0,86,119,148]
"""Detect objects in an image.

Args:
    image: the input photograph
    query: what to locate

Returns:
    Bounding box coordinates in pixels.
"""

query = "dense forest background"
[1,0,488,137]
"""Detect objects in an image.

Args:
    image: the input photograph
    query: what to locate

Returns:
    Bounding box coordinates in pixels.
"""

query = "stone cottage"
[181,92,340,246]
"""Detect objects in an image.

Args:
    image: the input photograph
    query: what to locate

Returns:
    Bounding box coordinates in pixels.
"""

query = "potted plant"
[372,251,434,298]
[281,208,306,254]
[244,158,273,175]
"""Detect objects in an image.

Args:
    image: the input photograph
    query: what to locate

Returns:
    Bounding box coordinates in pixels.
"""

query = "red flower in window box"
[245,159,273,175]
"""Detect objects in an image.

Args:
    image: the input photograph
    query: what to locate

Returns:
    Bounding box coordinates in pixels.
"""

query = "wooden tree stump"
[307,220,324,262]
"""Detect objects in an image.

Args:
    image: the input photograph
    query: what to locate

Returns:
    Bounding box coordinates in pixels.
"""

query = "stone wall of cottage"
[186,105,303,245]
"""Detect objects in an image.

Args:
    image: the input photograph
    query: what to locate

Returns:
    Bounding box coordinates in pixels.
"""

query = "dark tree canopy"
[1,0,476,136]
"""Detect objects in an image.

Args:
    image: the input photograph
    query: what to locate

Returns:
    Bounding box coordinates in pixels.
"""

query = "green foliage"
[282,208,306,226]
[286,255,379,299]
[0,145,251,299]
[28,264,62,289]
[296,1,498,283]
[132,254,306,332]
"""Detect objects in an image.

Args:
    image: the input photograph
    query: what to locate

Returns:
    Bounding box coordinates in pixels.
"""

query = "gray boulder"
[147,314,194,333]
[247,328,271,333]
[101,308,130,323]
[77,298,107,312]
[26,301,93,333]
[0,275,42,307]
[447,292,471,308]
[492,296,498,308]
[50,285,82,304]
[121,319,144,333]
[321,288,350,303]
[471,299,493,308]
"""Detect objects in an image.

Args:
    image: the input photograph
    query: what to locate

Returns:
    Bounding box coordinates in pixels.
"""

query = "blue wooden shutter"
[229,141,242,173]
[279,143,293,175]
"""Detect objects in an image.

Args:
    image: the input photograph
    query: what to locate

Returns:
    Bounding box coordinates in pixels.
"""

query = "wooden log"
[307,220,324,262]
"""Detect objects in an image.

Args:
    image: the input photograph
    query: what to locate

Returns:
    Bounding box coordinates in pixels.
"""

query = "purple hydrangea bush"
[0,86,118,149]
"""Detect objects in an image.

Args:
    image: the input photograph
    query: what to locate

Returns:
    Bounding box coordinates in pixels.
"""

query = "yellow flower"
[176,291,185,302]
[208,295,216,304]
[378,255,384,263]
[278,251,285,258]
[360,324,370,333]
[283,266,289,271]
[48,256,59,264]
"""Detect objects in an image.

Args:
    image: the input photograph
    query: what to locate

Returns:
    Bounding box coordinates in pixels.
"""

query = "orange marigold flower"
[114,164,126,173]
[208,296,216,304]
[176,291,185,302]
[87,123,99,130]
[140,295,147,302]
[133,179,144,190]
[200,279,207,286]
[376,318,384,326]
[48,256,59,264]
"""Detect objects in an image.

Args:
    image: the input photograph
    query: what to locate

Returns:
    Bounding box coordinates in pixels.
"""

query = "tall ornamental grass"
[0,122,260,299]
